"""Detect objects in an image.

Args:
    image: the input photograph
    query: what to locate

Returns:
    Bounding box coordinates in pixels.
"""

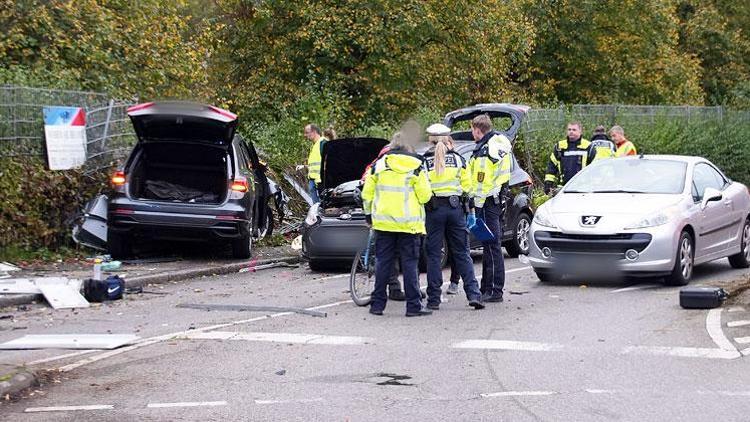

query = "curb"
[0,255,302,309]
[0,368,37,398]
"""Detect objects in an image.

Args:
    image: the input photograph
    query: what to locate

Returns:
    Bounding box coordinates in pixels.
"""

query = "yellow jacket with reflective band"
[615,140,637,157]
[544,138,595,186]
[467,134,512,208]
[362,151,432,234]
[423,148,471,197]
[306,137,328,183]
[590,138,615,161]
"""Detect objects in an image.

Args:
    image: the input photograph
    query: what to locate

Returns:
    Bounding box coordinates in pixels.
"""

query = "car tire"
[232,234,252,259]
[728,218,750,269]
[665,231,693,286]
[535,270,560,283]
[505,212,532,258]
[107,229,132,259]
[258,208,274,240]
[418,237,448,273]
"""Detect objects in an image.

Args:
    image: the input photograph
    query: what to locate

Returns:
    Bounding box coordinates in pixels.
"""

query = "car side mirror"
[701,187,723,210]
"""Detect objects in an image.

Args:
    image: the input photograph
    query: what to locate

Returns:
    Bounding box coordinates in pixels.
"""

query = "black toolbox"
[679,286,728,309]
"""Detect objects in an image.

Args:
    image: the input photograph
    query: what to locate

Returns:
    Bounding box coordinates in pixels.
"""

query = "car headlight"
[624,212,669,229]
[304,203,321,226]
[533,205,558,229]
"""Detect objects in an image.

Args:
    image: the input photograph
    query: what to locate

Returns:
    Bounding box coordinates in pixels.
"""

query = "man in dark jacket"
[544,122,597,194]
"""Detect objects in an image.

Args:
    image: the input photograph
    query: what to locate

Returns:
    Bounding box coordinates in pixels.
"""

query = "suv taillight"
[111,171,126,186]
[231,177,248,192]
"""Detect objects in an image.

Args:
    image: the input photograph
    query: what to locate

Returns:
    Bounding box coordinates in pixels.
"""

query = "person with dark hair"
[323,127,337,140]
[422,123,484,311]
[544,122,597,194]
[362,131,433,317]
[302,124,328,203]
[468,115,512,303]
[589,125,615,161]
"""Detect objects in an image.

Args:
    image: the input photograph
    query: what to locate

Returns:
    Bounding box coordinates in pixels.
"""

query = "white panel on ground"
[0,278,42,294]
[36,278,88,309]
[0,334,139,350]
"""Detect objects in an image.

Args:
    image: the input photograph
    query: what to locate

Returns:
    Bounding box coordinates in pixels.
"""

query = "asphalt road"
[1,255,749,421]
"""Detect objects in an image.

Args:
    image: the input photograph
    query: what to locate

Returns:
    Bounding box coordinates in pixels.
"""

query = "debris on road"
[679,286,728,309]
[1,278,87,309]
[176,303,327,318]
[0,334,139,350]
[71,194,108,251]
[275,369,287,376]
[0,262,20,279]
[238,261,299,273]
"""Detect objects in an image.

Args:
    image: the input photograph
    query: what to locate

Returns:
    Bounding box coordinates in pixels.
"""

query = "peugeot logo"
[581,215,601,226]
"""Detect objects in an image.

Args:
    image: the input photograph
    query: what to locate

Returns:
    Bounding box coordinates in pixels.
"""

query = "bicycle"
[349,230,376,306]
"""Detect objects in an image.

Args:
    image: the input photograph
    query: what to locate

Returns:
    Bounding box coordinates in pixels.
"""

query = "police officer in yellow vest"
[303,124,328,203]
[544,122,597,194]
[589,125,616,161]
[467,115,512,303]
[362,131,433,317]
[422,123,484,311]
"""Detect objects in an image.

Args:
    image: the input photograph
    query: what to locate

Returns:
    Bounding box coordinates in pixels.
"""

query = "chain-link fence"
[0,85,136,176]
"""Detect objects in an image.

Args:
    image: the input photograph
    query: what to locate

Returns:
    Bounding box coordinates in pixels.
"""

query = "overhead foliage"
[212,0,536,125]
[0,0,214,100]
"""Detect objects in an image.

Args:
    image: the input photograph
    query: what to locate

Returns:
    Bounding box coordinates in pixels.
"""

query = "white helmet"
[425,123,451,136]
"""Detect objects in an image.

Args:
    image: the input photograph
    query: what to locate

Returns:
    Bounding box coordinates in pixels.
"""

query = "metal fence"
[0,85,136,175]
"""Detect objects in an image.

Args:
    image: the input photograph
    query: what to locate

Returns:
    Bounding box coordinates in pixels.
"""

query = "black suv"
[107,102,275,259]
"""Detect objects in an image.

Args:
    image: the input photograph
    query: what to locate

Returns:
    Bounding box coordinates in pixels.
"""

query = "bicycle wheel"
[350,239,376,306]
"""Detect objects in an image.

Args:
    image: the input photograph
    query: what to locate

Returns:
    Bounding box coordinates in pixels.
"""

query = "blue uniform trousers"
[370,231,422,314]
[476,201,505,297]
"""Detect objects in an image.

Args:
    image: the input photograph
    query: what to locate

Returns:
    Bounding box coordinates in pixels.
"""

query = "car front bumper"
[527,221,679,277]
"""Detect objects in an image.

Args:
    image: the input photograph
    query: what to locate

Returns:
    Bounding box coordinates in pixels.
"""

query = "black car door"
[240,138,271,234]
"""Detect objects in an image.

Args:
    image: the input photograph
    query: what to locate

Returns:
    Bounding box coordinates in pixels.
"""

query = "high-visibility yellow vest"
[423,149,471,197]
[468,136,512,208]
[362,152,433,234]
[615,141,637,157]
[591,139,615,161]
[307,136,328,183]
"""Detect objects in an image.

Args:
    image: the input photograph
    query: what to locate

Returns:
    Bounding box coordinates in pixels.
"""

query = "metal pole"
[98,99,115,157]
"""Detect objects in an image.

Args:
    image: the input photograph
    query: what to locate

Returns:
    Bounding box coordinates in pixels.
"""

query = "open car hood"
[442,103,529,143]
[320,137,389,190]
[127,102,238,146]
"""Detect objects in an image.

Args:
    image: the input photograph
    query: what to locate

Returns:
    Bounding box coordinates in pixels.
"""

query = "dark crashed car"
[107,102,284,259]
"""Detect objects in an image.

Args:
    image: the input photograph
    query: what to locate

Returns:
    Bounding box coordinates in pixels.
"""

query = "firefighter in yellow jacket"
[466,115,512,303]
[362,131,433,317]
[544,122,597,194]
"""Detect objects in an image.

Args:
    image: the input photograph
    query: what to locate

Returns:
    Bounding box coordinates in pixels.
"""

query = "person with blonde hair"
[609,125,637,157]
[421,123,484,310]
[362,130,433,317]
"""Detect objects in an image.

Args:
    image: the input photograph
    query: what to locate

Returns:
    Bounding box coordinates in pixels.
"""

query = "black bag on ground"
[679,286,728,309]
[83,275,124,302]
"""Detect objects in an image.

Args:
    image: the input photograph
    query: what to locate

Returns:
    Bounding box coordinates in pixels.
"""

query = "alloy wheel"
[517,218,530,253]
[680,237,693,280]
[743,222,750,261]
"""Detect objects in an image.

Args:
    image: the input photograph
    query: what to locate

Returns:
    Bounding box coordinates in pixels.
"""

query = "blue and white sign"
[43,106,87,170]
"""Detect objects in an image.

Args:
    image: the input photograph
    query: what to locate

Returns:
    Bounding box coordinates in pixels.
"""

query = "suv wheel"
[232,234,252,259]
[728,218,750,269]
[107,229,132,259]
[665,231,693,286]
[505,212,531,258]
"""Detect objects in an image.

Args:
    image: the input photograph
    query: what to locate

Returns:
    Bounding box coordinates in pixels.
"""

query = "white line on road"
[184,331,372,345]
[610,284,660,293]
[742,348,750,356]
[621,345,740,360]
[728,306,746,313]
[585,389,617,394]
[25,405,114,412]
[255,398,324,405]
[480,391,556,398]
[313,274,349,282]
[706,309,738,352]
[735,336,750,344]
[718,391,750,397]
[147,401,227,408]
[727,320,750,328]
[452,339,563,352]
[506,266,532,274]
[28,349,98,365]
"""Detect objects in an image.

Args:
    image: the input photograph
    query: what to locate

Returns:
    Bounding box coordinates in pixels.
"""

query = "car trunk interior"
[128,142,229,204]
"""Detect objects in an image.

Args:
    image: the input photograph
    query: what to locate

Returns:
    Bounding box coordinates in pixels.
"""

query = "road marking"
[742,348,750,356]
[25,405,114,412]
[621,345,740,360]
[727,320,750,328]
[718,391,750,397]
[147,401,227,408]
[28,349,98,365]
[506,266,532,274]
[610,284,660,293]
[728,306,745,313]
[255,398,324,405]
[183,331,372,345]
[452,339,563,352]
[735,336,750,344]
[480,391,556,398]
[706,309,738,353]
[585,389,617,394]
[314,274,349,282]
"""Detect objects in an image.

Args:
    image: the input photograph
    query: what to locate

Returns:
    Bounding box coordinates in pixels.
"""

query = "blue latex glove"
[466,213,477,229]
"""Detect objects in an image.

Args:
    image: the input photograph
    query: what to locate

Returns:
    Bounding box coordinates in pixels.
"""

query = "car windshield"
[564,159,687,194]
